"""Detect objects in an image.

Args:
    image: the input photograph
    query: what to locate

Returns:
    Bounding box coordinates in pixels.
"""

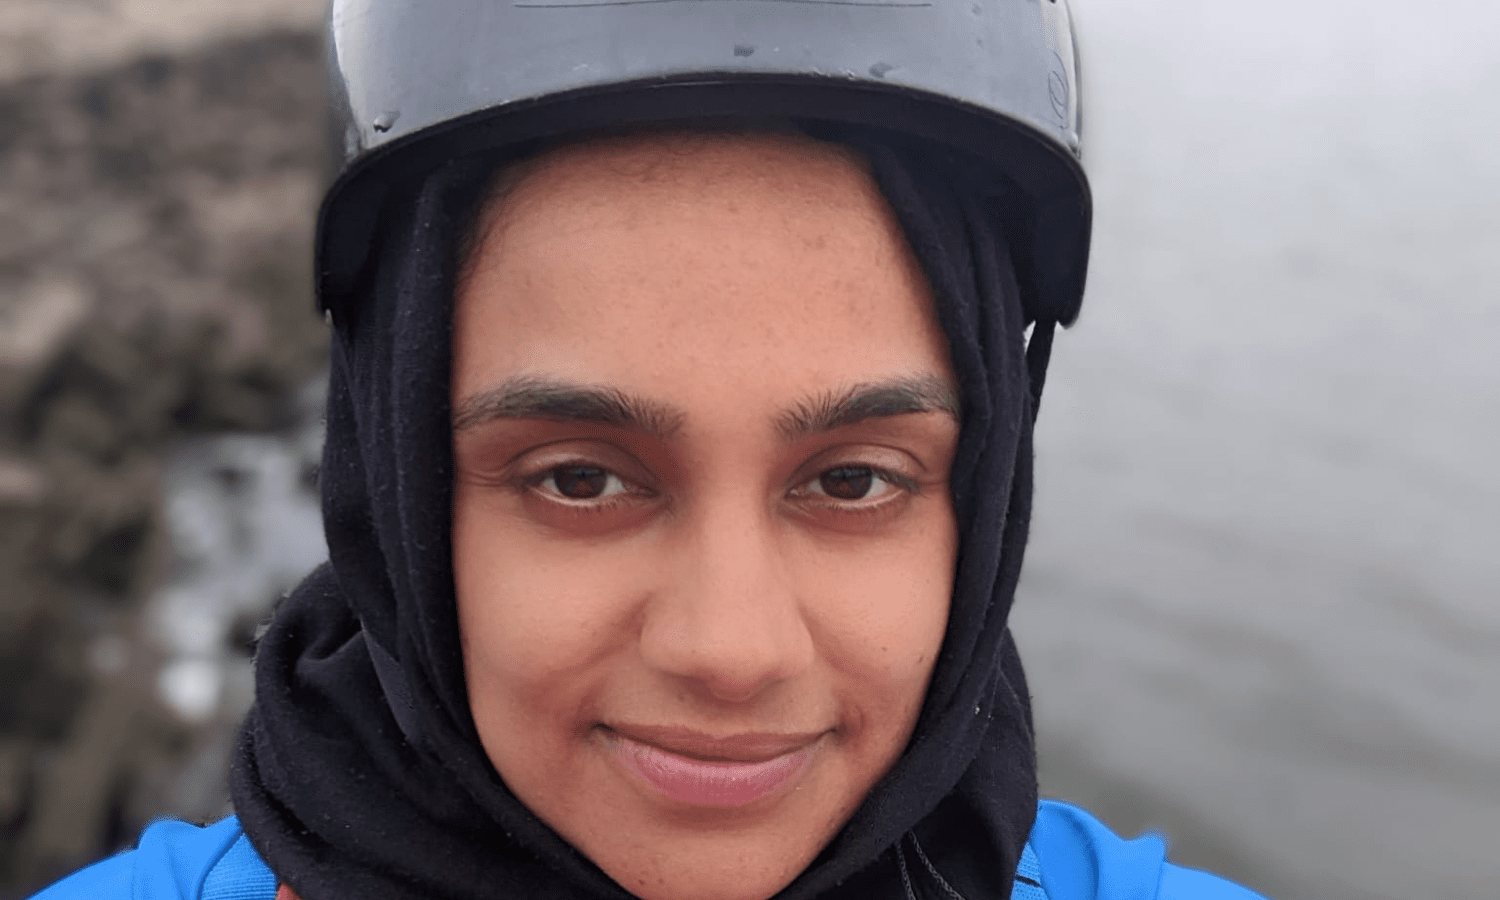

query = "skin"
[450,130,961,900]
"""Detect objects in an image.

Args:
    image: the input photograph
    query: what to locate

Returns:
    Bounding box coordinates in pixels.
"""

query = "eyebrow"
[451,374,960,439]
[775,375,961,440]
[452,375,686,438]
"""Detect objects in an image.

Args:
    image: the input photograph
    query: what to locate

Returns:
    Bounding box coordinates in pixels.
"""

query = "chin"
[604,826,836,900]
[516,734,870,900]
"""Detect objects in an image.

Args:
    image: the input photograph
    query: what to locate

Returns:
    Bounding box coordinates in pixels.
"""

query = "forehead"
[451,129,953,419]
[470,128,879,236]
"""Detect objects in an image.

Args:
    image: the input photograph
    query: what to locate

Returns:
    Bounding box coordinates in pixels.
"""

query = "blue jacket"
[29,800,1270,900]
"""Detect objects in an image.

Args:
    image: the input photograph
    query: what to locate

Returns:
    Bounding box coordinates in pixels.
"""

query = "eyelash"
[520,462,653,513]
[789,466,919,509]
[517,459,919,514]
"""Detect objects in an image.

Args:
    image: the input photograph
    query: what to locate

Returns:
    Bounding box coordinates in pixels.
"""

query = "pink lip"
[604,726,823,807]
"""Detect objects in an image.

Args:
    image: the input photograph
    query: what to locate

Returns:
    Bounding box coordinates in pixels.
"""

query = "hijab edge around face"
[232,126,1046,900]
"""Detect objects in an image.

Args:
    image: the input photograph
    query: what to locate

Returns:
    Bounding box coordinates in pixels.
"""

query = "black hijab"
[230,127,1053,900]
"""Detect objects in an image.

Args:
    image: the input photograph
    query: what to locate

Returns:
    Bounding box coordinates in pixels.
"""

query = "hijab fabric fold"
[231,131,1048,900]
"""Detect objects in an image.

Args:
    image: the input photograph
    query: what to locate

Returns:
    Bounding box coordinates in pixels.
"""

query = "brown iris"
[553,466,610,499]
[818,466,875,500]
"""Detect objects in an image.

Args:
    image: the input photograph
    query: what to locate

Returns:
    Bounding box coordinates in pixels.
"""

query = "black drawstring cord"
[1025,319,1057,423]
[896,836,918,900]
[897,832,969,900]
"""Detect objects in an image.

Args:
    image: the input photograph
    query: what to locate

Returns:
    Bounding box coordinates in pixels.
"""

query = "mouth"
[602,725,825,808]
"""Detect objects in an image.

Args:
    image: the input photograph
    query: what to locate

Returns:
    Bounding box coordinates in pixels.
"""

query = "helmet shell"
[320,0,1091,325]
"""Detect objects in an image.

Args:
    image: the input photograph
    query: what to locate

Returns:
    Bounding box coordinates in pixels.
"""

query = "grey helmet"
[318,0,1091,327]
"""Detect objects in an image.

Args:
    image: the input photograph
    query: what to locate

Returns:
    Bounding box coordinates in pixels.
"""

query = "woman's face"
[451,131,959,900]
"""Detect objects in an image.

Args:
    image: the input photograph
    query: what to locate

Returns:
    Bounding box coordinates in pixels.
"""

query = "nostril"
[699,660,786,705]
[637,584,816,702]
[639,616,816,703]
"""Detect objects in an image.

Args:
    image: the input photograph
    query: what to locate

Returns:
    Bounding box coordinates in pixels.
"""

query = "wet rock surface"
[0,29,327,897]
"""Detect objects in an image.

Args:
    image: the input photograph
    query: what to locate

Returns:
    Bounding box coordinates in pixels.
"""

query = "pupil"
[554,466,608,499]
[820,466,873,500]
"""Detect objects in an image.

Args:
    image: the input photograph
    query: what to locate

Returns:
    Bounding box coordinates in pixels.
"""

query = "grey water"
[148,1,1497,898]
[1014,2,1499,899]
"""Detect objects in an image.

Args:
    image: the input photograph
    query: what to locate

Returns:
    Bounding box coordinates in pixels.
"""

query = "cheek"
[451,488,651,693]
[791,512,956,719]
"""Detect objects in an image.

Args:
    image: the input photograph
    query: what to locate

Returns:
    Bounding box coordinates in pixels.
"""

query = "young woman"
[33,2,1269,898]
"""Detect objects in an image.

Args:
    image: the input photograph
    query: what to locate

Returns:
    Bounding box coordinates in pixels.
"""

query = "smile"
[603,726,824,808]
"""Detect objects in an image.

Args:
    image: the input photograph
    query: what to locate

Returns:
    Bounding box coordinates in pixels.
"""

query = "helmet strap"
[1024,319,1057,423]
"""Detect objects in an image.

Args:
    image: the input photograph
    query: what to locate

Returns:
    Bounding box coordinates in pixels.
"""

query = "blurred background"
[0,0,1494,898]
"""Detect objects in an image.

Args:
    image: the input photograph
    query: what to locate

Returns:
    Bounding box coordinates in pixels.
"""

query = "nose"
[638,501,815,703]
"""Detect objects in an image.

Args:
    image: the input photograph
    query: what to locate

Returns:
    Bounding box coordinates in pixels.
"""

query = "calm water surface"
[1015,2,1499,898]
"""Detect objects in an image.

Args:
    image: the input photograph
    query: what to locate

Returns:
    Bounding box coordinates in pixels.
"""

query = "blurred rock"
[0,277,91,372]
[0,26,328,899]
[0,0,323,83]
[0,741,27,830]
[0,458,45,506]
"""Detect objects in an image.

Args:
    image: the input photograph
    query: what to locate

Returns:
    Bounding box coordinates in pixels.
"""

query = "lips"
[604,726,823,808]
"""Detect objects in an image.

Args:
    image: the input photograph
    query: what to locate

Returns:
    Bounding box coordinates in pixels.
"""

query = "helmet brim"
[318,74,1090,326]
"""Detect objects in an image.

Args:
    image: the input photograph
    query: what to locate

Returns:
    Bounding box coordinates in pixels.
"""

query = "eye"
[533,465,633,502]
[798,465,905,503]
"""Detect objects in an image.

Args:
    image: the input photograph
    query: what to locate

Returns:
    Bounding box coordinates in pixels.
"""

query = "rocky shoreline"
[0,29,328,897]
